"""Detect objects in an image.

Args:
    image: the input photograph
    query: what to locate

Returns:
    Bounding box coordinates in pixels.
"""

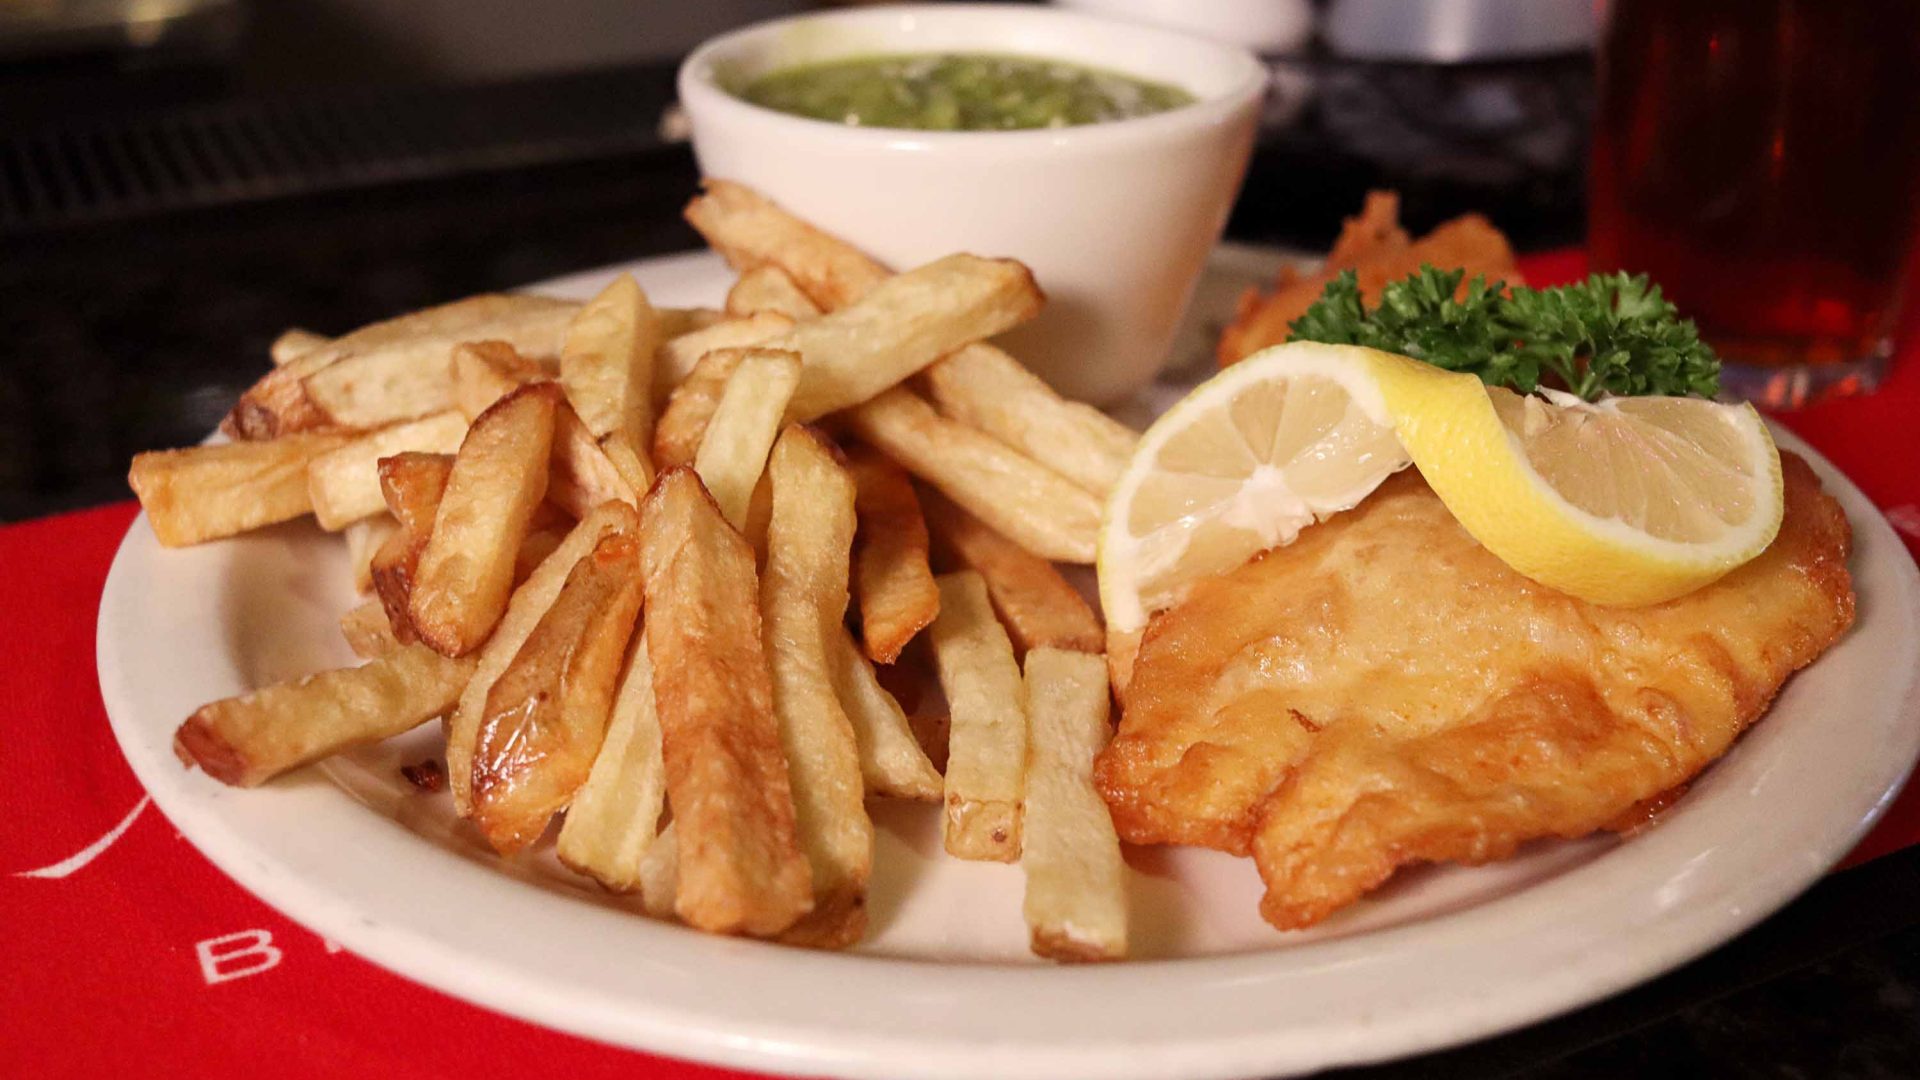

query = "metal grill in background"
[0,67,674,236]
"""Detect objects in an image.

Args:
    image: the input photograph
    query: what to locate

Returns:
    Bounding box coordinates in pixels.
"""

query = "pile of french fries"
[133,180,1138,962]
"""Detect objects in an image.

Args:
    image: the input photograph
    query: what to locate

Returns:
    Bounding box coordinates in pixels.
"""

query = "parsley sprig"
[1286,267,1721,399]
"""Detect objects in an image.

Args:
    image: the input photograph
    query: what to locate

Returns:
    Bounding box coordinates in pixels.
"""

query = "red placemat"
[4,251,1917,1079]
[0,503,752,1079]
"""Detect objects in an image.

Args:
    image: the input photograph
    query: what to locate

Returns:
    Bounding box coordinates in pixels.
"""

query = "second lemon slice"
[1368,351,1783,607]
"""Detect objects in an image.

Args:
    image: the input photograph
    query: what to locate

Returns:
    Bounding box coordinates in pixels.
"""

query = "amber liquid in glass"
[1590,0,1920,403]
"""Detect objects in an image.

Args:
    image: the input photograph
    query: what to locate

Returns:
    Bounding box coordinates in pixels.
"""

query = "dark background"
[2,3,1915,1076]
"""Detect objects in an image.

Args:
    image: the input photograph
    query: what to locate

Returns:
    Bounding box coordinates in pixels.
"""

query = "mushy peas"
[738,53,1195,132]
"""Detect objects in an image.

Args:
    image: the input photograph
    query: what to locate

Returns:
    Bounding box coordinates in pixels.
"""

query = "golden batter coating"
[1096,454,1854,929]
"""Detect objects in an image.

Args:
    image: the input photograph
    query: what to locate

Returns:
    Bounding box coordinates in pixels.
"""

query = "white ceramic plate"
[99,249,1920,1080]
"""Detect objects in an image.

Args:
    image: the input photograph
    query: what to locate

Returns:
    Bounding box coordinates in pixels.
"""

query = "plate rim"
[96,251,1920,1080]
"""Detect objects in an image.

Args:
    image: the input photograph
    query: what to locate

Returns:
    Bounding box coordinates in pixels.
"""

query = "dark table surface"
[4,53,1917,1080]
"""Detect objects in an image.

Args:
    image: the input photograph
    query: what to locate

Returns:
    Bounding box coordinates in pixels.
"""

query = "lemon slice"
[1098,342,1411,636]
[1368,352,1783,606]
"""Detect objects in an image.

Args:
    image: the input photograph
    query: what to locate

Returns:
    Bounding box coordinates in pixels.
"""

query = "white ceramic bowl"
[677,3,1267,405]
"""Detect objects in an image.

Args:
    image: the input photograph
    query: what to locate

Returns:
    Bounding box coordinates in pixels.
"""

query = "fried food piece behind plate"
[1217,192,1518,367]
[1094,454,1854,929]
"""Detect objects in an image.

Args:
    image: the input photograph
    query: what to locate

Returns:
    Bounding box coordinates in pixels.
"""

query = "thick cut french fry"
[269,328,332,367]
[685,179,891,311]
[686,181,1125,490]
[598,430,655,499]
[221,351,339,440]
[450,342,637,513]
[306,411,468,530]
[550,404,639,516]
[653,311,794,398]
[929,571,1028,861]
[826,626,942,802]
[409,383,559,657]
[369,527,422,643]
[742,472,774,559]
[129,432,356,547]
[447,502,637,814]
[303,295,576,429]
[691,349,802,531]
[688,182,1124,480]
[764,253,1042,422]
[450,340,544,420]
[233,296,576,437]
[726,264,824,321]
[345,515,397,596]
[311,355,456,426]
[340,598,401,659]
[1020,646,1126,962]
[378,451,455,532]
[174,643,475,787]
[923,492,1103,655]
[760,428,872,948]
[639,821,680,919]
[845,388,1100,563]
[370,453,454,641]
[844,447,939,664]
[473,530,646,853]
[639,468,813,937]
[653,347,745,470]
[922,343,1137,498]
[560,274,662,451]
[556,643,667,891]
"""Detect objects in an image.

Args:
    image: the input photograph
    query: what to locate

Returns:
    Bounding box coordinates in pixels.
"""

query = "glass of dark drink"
[1589,0,1920,407]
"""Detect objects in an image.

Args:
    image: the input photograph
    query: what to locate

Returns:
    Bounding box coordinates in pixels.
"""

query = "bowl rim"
[676,2,1270,150]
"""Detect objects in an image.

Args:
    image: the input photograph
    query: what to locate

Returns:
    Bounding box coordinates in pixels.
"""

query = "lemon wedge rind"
[1367,351,1784,607]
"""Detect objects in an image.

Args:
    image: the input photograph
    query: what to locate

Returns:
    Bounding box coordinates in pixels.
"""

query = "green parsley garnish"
[1286,266,1721,400]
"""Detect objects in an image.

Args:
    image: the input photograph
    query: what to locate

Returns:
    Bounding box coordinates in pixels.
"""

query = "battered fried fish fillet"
[1093,454,1854,930]
[1217,192,1519,367]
